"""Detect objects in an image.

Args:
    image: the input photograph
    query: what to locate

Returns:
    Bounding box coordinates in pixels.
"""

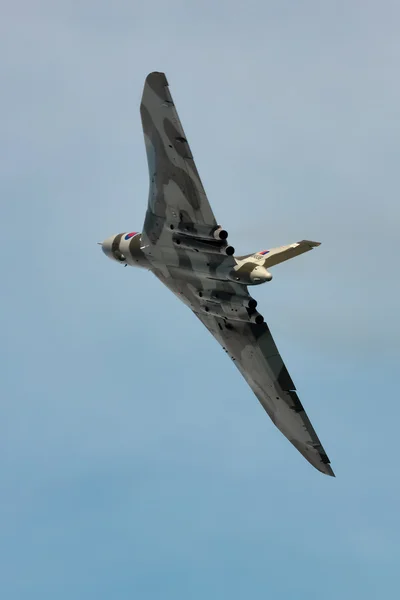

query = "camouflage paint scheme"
[101,72,334,477]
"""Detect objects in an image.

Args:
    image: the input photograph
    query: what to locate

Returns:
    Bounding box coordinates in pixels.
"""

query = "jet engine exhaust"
[176,224,228,242]
[173,234,234,256]
[198,290,257,310]
[213,226,228,241]
[251,313,264,324]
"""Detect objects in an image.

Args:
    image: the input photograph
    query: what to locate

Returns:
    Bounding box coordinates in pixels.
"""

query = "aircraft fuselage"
[101,231,274,285]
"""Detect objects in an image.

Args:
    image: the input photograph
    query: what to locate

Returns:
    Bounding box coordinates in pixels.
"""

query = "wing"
[140,72,218,248]
[152,268,334,476]
[195,312,335,476]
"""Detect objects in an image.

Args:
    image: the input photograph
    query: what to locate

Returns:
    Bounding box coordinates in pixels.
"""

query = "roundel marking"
[124,232,138,240]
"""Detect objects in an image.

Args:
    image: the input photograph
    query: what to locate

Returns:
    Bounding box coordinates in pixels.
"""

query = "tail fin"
[250,240,321,268]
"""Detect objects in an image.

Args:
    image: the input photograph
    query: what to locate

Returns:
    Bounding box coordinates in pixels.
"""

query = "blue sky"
[1,1,400,598]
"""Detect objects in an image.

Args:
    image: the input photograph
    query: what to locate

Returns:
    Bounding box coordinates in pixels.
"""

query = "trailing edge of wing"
[194,312,335,477]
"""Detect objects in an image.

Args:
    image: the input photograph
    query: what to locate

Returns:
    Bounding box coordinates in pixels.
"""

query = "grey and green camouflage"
[101,72,334,477]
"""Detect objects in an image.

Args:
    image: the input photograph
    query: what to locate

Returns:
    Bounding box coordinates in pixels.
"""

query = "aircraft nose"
[100,235,115,259]
[100,234,127,264]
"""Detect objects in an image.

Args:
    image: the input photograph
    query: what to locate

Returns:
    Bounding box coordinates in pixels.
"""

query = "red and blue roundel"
[259,250,270,255]
[124,232,138,240]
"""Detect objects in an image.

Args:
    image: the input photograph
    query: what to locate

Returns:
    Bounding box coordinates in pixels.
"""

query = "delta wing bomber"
[100,72,334,476]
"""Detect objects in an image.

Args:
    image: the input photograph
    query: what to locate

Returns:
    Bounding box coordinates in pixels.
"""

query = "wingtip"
[298,240,321,248]
[145,71,168,85]
[323,464,335,477]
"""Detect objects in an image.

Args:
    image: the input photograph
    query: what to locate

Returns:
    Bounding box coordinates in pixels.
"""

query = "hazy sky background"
[1,1,400,598]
